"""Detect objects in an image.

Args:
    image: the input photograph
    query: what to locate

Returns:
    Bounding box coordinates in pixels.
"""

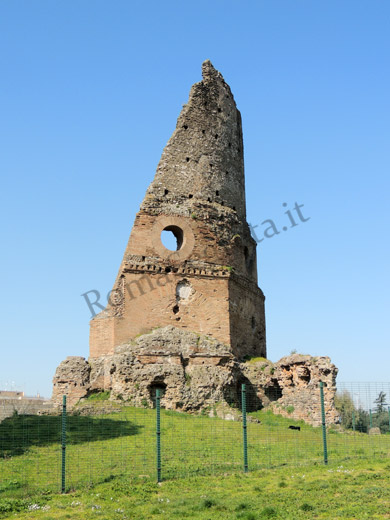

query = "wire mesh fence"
[1,382,390,496]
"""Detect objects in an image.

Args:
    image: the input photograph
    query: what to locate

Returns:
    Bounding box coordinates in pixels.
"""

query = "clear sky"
[0,1,389,397]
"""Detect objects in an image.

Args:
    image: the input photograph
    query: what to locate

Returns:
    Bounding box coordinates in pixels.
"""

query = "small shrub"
[300,503,314,511]
[202,498,216,509]
[261,506,277,518]
[201,406,211,416]
[286,406,294,415]
[219,265,234,273]
[278,480,287,488]
[0,498,29,513]
[0,480,21,492]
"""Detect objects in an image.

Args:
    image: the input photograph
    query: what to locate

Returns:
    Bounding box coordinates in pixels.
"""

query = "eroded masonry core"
[89,60,266,360]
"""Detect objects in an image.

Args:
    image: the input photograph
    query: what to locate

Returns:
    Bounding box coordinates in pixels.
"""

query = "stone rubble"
[53,326,338,427]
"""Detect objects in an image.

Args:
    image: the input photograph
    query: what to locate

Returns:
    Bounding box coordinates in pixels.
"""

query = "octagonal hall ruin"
[53,61,338,426]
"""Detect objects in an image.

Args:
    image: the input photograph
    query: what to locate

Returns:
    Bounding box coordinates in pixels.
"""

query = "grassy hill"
[1,403,390,518]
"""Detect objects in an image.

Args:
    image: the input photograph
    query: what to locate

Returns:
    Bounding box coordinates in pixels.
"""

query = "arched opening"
[264,380,282,402]
[148,381,167,407]
[298,366,311,383]
[161,225,184,251]
[223,379,263,412]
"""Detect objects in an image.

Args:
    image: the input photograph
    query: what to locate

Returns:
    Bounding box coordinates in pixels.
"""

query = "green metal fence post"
[319,382,328,465]
[388,407,390,433]
[156,389,161,483]
[352,411,356,432]
[241,384,248,473]
[369,409,373,429]
[61,395,67,493]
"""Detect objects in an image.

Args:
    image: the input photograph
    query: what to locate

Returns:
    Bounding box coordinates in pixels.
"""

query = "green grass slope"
[1,404,390,518]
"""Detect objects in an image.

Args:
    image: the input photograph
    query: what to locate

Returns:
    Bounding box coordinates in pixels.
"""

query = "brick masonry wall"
[89,61,267,360]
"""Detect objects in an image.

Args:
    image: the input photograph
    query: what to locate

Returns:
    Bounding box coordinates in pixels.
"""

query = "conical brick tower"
[90,60,266,360]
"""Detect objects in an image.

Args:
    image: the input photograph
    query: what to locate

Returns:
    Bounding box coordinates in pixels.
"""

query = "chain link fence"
[1,382,390,496]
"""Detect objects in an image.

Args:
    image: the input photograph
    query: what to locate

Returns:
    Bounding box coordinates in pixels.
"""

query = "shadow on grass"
[0,414,142,458]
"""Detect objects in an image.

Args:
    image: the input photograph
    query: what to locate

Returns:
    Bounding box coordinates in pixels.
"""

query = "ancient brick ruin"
[53,61,338,426]
[90,59,265,361]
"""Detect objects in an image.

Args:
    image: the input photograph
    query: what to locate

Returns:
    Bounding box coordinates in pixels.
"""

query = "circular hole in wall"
[161,225,184,251]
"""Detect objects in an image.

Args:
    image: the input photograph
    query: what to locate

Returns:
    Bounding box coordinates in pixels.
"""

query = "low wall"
[0,397,53,422]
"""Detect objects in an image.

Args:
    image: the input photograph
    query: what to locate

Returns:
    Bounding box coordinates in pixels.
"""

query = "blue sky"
[0,1,389,397]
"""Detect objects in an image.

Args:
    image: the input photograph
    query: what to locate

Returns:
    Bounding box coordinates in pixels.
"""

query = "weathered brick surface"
[89,60,265,359]
[52,356,91,407]
[241,354,339,426]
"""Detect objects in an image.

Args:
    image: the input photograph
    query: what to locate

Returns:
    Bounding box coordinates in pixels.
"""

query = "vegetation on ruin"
[244,356,271,365]
[85,391,111,402]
